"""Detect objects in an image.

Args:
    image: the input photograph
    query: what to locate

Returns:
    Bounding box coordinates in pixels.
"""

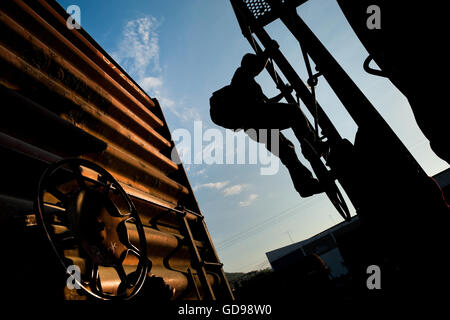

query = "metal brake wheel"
[34,158,150,300]
[302,139,351,221]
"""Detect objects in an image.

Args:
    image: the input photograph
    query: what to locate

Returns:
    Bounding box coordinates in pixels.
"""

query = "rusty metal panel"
[0,0,232,301]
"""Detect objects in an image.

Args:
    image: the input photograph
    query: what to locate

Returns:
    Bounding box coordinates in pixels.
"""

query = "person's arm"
[255,39,278,73]
[268,92,285,103]
[261,40,293,103]
[268,85,293,103]
[262,39,280,57]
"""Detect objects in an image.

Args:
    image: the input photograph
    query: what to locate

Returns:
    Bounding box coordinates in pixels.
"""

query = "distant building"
[266,216,360,278]
[265,167,449,278]
[433,167,450,201]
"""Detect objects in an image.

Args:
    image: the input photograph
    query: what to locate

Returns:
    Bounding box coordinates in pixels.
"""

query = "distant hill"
[225,269,272,290]
[224,272,245,290]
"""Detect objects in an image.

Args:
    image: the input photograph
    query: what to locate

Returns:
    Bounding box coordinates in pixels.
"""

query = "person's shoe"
[289,165,324,197]
[296,177,324,198]
[314,140,330,158]
[301,139,329,161]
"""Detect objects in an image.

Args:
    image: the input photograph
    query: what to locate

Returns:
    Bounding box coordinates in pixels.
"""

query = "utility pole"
[286,231,294,243]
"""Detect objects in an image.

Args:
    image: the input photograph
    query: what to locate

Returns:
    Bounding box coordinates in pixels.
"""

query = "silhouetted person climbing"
[210,47,326,197]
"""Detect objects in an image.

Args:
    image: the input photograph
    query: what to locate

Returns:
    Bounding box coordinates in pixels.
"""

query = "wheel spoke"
[103,182,112,195]
[116,220,130,246]
[70,163,86,189]
[126,246,141,259]
[37,158,147,300]
[86,263,102,293]
[115,264,129,288]
[104,197,123,217]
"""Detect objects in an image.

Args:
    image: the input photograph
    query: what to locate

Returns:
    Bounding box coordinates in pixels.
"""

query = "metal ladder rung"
[179,208,234,300]
[180,215,216,300]
[202,261,224,268]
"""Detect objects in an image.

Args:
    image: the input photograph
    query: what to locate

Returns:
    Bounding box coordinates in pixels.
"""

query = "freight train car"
[0,0,233,301]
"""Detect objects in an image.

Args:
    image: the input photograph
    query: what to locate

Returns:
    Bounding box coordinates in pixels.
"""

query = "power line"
[216,196,324,250]
[216,201,306,249]
[217,200,317,250]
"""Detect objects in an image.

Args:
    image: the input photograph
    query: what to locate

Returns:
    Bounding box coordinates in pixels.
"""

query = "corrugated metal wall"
[0,0,232,300]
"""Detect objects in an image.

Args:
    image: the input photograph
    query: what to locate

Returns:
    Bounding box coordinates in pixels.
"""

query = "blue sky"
[58,0,448,272]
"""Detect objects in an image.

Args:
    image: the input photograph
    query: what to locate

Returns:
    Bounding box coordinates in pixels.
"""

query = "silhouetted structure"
[230,0,449,305]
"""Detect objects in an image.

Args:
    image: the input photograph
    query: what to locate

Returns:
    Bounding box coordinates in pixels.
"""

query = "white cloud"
[139,76,176,111]
[193,181,229,191]
[112,16,201,123]
[113,17,161,79]
[180,107,202,122]
[140,76,163,91]
[159,96,176,108]
[239,194,259,207]
[223,184,248,196]
[193,168,207,176]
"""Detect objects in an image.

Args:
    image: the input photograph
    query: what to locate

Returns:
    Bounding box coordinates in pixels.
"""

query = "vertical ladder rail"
[274,3,426,177]
[199,218,234,299]
[180,214,216,300]
[176,206,234,300]
[187,268,202,300]
[231,0,342,144]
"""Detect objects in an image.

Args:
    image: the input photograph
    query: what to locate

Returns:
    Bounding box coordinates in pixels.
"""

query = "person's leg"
[273,103,317,146]
[244,102,319,144]
[246,129,323,197]
[244,102,328,159]
[243,102,309,130]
